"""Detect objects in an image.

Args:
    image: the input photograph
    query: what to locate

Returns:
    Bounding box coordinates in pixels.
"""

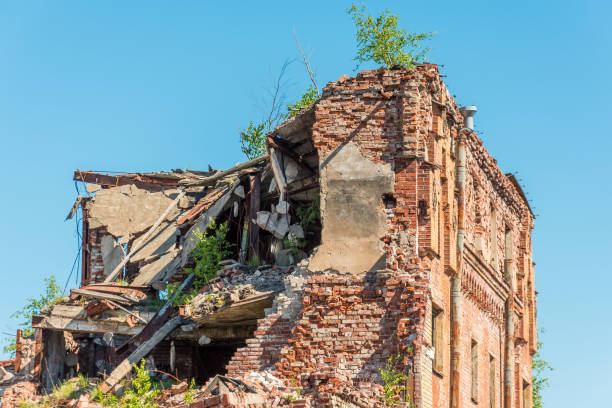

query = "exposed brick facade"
[224,65,536,408]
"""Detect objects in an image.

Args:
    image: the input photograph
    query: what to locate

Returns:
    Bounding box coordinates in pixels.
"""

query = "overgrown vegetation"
[167,220,233,306]
[92,360,159,408]
[183,378,198,403]
[240,121,266,160]
[296,194,320,235]
[3,276,62,357]
[532,334,553,408]
[239,84,321,161]
[286,85,319,118]
[348,2,434,70]
[284,194,321,257]
[18,374,91,407]
[379,353,411,406]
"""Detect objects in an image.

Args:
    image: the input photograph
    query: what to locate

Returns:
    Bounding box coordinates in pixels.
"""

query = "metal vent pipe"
[460,106,477,131]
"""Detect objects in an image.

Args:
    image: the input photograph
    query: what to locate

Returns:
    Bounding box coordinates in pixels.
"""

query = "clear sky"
[1,1,610,406]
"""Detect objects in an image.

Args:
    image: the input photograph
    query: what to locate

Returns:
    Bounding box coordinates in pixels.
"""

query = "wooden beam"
[180,155,268,187]
[104,190,185,283]
[70,288,136,305]
[73,170,180,188]
[32,305,154,334]
[99,316,182,393]
[248,174,260,260]
[14,329,21,373]
[65,195,83,220]
[267,136,315,176]
[114,274,194,361]
[268,147,287,199]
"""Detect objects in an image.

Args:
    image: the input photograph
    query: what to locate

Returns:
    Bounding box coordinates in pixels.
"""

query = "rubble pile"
[186,263,293,320]
[161,372,311,408]
[0,380,40,407]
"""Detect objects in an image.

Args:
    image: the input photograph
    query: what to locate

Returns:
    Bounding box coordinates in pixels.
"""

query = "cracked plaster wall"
[309,142,393,274]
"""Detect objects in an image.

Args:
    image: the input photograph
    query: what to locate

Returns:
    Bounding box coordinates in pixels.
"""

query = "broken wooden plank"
[114,274,194,361]
[248,174,260,260]
[31,309,150,336]
[104,190,186,283]
[268,147,287,199]
[267,135,315,176]
[14,330,21,373]
[85,300,115,317]
[176,188,225,225]
[81,284,148,301]
[99,316,182,393]
[73,170,180,188]
[106,300,148,324]
[65,195,83,220]
[70,288,137,305]
[180,155,269,187]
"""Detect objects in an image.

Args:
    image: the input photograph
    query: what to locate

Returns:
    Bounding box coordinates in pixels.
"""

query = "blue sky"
[1,1,610,406]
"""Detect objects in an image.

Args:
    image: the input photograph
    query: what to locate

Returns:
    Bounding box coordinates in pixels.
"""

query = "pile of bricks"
[0,380,40,407]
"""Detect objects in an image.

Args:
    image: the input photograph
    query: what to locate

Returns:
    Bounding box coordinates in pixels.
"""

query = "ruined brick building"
[4,64,536,408]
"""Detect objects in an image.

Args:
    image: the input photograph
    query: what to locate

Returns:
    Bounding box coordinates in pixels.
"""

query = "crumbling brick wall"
[223,65,535,408]
[275,273,428,406]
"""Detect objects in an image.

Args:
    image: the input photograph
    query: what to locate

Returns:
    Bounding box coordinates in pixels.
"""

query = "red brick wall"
[275,273,428,406]
[226,314,293,376]
[222,65,536,408]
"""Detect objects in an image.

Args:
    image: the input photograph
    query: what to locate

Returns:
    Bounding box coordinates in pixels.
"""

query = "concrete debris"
[274,248,307,267]
[256,211,289,239]
[198,335,212,345]
[233,184,245,199]
[288,224,304,239]
[85,183,101,193]
[86,184,181,239]
[0,365,14,384]
[275,200,290,214]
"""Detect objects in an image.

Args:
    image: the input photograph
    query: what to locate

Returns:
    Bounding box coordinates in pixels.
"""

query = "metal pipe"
[451,136,467,408]
[460,106,477,131]
[504,298,514,408]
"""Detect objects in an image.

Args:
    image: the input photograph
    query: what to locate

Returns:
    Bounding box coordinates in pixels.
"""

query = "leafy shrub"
[296,194,320,234]
[286,85,319,118]
[240,121,266,160]
[532,336,553,408]
[168,221,233,306]
[379,353,411,406]
[348,2,434,70]
[3,276,62,357]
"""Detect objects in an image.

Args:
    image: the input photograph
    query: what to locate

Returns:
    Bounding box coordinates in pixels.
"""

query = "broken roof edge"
[505,173,534,217]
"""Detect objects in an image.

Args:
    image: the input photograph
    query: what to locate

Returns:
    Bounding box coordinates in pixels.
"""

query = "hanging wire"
[62,181,86,294]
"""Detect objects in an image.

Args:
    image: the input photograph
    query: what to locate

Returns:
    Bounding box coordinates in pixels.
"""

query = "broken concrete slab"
[100,234,124,278]
[131,248,180,286]
[86,184,181,240]
[129,217,180,264]
[289,224,304,239]
[274,248,306,266]
[275,200,289,214]
[255,211,289,239]
[85,183,102,193]
[234,185,245,199]
[0,366,14,385]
